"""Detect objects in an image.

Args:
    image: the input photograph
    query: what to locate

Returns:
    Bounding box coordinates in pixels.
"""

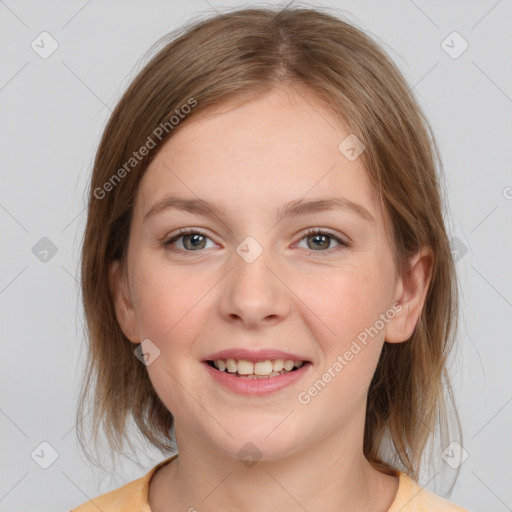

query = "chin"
[204,423,307,464]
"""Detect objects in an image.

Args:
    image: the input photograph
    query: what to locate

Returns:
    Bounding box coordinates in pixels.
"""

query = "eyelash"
[162,228,350,255]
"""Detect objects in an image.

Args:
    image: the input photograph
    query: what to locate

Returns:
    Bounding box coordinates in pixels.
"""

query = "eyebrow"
[144,194,374,224]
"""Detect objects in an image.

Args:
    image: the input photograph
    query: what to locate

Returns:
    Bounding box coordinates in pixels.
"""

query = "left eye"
[296,229,347,252]
[163,229,348,253]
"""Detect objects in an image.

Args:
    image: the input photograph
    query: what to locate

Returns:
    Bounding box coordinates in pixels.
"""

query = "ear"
[385,247,433,344]
[109,259,140,344]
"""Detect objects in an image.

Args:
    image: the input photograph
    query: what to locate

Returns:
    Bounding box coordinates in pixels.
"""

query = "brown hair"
[77,4,461,483]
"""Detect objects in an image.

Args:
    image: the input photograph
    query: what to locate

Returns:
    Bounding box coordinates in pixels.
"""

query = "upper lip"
[204,348,310,363]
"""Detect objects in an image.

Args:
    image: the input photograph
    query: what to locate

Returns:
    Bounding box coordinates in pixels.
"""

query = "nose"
[219,246,291,329]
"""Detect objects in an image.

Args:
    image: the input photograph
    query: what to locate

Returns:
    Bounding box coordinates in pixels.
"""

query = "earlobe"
[385,247,433,344]
[109,260,140,344]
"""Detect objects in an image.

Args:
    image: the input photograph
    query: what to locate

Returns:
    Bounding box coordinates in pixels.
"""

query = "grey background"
[1,1,511,511]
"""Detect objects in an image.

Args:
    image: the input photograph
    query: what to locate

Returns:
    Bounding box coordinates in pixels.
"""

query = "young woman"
[71,6,466,511]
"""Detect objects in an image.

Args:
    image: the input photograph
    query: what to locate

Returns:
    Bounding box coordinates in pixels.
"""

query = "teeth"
[254,360,274,375]
[212,358,305,376]
[273,359,284,372]
[226,358,237,373]
[237,360,254,375]
[283,360,294,371]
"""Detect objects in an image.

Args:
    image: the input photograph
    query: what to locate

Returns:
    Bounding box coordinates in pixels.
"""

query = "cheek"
[295,265,388,395]
[294,270,386,417]
[131,260,202,343]
[297,264,387,344]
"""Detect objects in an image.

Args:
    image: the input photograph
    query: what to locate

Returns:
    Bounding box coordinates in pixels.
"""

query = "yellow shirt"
[70,454,467,512]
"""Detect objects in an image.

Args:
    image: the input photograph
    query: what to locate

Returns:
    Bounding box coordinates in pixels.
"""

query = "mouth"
[205,358,311,379]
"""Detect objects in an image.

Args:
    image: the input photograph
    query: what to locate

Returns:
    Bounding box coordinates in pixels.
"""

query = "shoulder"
[69,455,178,512]
[389,472,468,512]
[414,486,468,512]
[70,477,148,512]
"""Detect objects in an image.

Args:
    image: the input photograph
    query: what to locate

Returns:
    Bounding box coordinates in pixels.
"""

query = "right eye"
[162,228,216,253]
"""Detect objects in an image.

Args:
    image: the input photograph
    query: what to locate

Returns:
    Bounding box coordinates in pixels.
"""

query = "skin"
[110,85,432,512]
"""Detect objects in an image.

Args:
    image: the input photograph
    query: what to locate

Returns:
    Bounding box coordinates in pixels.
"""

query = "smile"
[203,359,312,395]
[207,358,305,378]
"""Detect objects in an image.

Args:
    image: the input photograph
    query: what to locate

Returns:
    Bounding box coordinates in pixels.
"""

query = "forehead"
[135,86,383,227]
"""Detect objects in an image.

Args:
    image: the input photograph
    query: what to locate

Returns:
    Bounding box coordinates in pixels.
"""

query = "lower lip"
[202,361,312,396]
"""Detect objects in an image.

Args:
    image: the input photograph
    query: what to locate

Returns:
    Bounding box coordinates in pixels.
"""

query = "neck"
[151,417,399,512]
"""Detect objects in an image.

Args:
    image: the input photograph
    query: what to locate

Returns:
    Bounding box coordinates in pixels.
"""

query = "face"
[110,85,430,462]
